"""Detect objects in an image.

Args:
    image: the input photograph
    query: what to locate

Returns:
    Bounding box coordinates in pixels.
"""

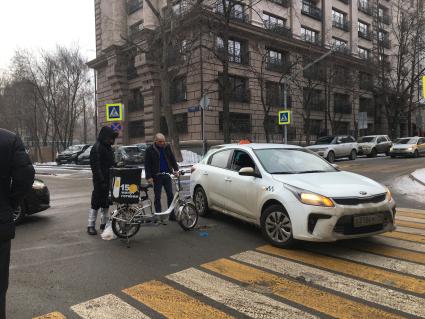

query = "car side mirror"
[239,167,258,177]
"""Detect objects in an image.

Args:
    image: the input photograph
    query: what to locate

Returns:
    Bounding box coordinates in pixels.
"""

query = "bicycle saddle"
[140,183,153,191]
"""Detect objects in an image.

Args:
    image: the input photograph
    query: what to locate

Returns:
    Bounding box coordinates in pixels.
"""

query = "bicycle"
[110,170,198,244]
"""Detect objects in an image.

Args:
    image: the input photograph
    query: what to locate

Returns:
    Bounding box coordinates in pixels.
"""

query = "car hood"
[272,171,386,198]
[358,142,375,147]
[306,144,332,150]
[392,144,415,149]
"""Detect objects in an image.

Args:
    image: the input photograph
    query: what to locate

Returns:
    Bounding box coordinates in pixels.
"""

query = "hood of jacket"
[98,126,118,145]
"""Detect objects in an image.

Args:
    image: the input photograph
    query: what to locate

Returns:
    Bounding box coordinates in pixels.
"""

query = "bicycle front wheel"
[111,206,141,238]
[177,203,199,231]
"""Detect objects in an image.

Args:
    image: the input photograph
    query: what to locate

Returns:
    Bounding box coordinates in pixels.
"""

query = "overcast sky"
[0,0,96,71]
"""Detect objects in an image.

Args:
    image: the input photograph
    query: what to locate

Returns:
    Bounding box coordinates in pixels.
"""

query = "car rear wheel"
[13,202,26,224]
[327,151,335,163]
[369,148,377,158]
[194,187,210,217]
[261,205,295,248]
[349,149,357,160]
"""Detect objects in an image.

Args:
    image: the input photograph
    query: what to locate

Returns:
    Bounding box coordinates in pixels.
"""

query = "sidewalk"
[410,168,425,186]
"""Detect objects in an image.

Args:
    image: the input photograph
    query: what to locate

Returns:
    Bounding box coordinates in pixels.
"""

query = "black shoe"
[100,224,106,231]
[87,227,97,235]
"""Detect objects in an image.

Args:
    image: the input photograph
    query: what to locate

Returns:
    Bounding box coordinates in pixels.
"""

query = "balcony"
[265,23,292,38]
[358,30,372,40]
[266,58,291,73]
[217,47,249,65]
[270,0,290,7]
[216,5,250,23]
[334,45,352,56]
[334,104,352,114]
[301,3,322,21]
[302,34,322,46]
[358,1,373,15]
[378,38,391,49]
[333,19,350,31]
[379,14,391,25]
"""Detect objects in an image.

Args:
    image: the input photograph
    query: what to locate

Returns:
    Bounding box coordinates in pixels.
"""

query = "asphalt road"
[7,156,425,319]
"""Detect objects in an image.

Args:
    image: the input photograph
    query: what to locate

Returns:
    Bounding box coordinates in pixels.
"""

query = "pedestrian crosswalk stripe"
[123,280,233,319]
[398,208,425,215]
[70,294,151,319]
[202,258,406,319]
[33,312,66,319]
[373,236,425,253]
[382,231,425,243]
[232,251,425,318]
[397,220,425,229]
[167,268,318,319]
[396,216,425,224]
[305,245,425,278]
[397,211,425,220]
[344,241,425,265]
[257,245,425,294]
[396,226,425,236]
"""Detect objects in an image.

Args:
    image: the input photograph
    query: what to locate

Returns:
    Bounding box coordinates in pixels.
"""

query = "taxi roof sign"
[278,110,291,125]
[106,103,123,122]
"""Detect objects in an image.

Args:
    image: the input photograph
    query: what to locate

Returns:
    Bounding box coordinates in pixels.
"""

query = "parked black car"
[77,145,93,165]
[13,179,50,223]
[56,144,90,165]
[115,145,145,166]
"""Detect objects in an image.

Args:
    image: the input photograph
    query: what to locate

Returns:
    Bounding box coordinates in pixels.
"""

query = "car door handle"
[224,177,232,182]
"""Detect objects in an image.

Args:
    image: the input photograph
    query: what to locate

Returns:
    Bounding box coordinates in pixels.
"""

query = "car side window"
[418,138,425,144]
[377,137,384,143]
[208,150,232,169]
[341,137,350,143]
[230,150,256,172]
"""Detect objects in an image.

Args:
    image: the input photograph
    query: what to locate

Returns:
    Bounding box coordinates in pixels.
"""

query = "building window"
[218,74,250,103]
[266,81,289,107]
[303,88,324,111]
[334,121,350,135]
[170,77,187,103]
[378,6,390,25]
[334,93,351,114]
[358,0,372,15]
[266,48,289,73]
[269,0,289,7]
[333,38,349,54]
[127,55,137,80]
[128,0,143,14]
[359,97,374,114]
[129,20,144,36]
[263,12,291,37]
[160,113,188,135]
[128,120,145,138]
[358,47,370,60]
[332,9,349,31]
[128,89,144,112]
[301,0,322,20]
[359,72,373,90]
[219,112,251,133]
[378,30,390,48]
[358,21,371,40]
[304,119,322,136]
[216,37,248,64]
[216,0,246,22]
[301,27,319,44]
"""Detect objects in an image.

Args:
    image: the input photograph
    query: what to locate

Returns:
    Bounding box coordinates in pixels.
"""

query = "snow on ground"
[411,168,425,185]
[391,174,425,205]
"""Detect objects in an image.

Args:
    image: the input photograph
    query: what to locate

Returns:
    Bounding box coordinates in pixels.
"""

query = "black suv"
[56,144,90,165]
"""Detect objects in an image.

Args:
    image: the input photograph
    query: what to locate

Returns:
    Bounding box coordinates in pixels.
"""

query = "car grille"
[333,211,393,235]
[333,194,386,205]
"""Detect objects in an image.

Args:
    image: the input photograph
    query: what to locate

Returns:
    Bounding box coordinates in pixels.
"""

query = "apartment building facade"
[88,0,420,149]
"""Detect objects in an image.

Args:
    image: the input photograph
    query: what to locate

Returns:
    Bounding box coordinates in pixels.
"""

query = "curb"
[409,170,425,187]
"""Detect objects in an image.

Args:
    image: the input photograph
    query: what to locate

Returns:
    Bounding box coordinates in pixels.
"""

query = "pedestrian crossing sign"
[106,103,123,122]
[278,110,291,125]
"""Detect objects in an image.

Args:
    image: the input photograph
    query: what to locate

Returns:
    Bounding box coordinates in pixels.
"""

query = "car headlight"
[284,184,334,207]
[315,148,328,152]
[390,147,394,151]
[407,147,413,151]
[33,180,45,190]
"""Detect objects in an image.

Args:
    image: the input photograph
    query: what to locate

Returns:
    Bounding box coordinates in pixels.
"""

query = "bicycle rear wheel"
[111,206,141,238]
[177,203,198,231]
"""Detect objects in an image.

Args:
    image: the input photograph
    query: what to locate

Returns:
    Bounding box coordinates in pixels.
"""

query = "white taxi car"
[191,144,396,247]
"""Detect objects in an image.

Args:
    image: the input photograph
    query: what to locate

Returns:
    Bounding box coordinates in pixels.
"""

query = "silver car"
[357,135,392,157]
[389,137,425,158]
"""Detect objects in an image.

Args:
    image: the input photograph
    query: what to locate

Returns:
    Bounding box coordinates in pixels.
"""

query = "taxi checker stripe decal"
[167,268,318,319]
[341,241,425,265]
[201,258,406,319]
[70,294,151,319]
[304,245,425,278]
[231,250,425,318]
[33,312,67,319]
[123,280,233,319]
[256,245,425,294]
[397,220,425,229]
[382,231,425,244]
[372,236,425,253]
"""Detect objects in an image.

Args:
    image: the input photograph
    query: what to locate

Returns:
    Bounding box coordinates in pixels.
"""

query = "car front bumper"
[358,147,372,155]
[289,198,396,242]
[389,150,415,157]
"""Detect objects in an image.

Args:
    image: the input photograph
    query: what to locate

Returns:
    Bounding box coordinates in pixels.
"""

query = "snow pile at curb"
[179,150,201,166]
[391,175,425,204]
[411,168,425,185]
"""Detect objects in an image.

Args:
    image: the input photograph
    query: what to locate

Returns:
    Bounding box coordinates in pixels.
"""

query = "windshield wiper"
[271,171,297,174]
[297,170,327,174]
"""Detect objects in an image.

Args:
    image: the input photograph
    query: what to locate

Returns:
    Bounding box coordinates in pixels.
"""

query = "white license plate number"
[353,214,384,227]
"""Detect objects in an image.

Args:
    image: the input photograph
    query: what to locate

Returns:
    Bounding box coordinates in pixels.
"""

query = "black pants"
[91,181,110,210]
[0,240,11,319]
[153,174,174,214]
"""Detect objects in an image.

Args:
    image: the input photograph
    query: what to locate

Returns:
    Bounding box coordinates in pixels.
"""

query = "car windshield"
[66,145,84,152]
[122,147,141,156]
[315,137,335,145]
[137,144,149,151]
[83,146,92,154]
[395,138,417,144]
[254,148,337,174]
[358,136,375,143]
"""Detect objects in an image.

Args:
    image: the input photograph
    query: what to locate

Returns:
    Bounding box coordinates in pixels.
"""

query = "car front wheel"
[13,203,26,223]
[194,187,210,217]
[327,151,335,163]
[349,149,357,160]
[261,205,295,248]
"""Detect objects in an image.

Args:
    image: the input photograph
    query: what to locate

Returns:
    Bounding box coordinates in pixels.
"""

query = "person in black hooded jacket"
[87,126,118,235]
[0,128,34,319]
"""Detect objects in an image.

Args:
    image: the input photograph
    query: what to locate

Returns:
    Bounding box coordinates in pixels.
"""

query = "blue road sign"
[278,110,291,125]
[106,103,123,121]
[110,122,123,132]
[188,105,200,112]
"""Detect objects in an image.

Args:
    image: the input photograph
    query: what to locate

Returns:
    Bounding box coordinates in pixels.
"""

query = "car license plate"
[353,214,384,227]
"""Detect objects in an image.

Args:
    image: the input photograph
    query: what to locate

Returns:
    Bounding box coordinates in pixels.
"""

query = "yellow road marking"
[33,312,66,319]
[257,245,425,295]
[123,280,232,319]
[202,259,406,319]
[346,241,425,265]
[398,208,425,215]
[397,220,425,230]
[383,231,425,244]
[397,212,425,220]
